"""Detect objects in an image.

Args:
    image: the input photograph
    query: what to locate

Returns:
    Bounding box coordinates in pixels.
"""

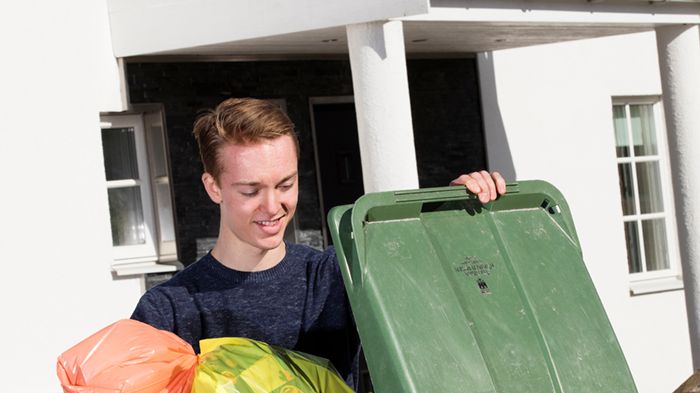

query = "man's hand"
[450,171,506,204]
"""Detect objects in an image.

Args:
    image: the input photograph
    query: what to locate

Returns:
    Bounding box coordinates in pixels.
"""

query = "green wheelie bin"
[327,180,637,393]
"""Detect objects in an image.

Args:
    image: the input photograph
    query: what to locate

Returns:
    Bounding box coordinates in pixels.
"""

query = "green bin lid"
[328,180,637,393]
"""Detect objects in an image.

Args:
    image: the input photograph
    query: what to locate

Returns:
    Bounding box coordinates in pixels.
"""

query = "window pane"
[612,105,630,157]
[108,186,146,246]
[624,221,642,273]
[636,161,664,214]
[642,218,669,271]
[617,163,636,215]
[629,104,658,156]
[102,127,139,181]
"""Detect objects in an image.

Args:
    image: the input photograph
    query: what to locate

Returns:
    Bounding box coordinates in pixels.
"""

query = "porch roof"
[109,0,700,59]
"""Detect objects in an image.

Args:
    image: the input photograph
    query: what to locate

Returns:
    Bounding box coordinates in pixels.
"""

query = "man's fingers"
[492,171,507,195]
[455,172,490,203]
[450,175,479,195]
[450,174,476,189]
[451,171,507,203]
[480,170,497,200]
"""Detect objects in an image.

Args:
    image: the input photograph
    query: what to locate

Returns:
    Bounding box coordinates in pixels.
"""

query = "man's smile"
[253,214,286,226]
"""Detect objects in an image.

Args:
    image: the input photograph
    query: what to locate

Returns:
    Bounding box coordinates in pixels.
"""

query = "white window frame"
[101,109,179,276]
[143,111,179,263]
[612,96,683,295]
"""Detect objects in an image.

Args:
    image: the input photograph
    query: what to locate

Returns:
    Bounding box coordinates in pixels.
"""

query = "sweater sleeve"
[130,289,176,333]
[295,247,361,391]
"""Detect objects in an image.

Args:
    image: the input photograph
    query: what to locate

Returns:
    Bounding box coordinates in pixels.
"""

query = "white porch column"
[346,20,419,193]
[656,24,700,368]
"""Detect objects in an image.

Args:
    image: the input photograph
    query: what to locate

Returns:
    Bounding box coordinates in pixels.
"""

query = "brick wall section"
[408,59,486,187]
[127,59,485,265]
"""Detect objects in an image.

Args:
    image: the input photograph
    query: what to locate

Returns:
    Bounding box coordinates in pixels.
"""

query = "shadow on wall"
[477,51,517,181]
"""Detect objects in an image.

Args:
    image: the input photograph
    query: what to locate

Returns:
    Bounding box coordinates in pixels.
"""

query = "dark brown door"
[311,100,364,245]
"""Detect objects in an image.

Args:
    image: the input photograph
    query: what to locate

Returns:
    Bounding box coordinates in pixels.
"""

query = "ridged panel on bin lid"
[328,180,637,393]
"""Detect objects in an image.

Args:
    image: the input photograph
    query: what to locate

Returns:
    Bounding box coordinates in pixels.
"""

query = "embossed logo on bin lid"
[455,256,494,295]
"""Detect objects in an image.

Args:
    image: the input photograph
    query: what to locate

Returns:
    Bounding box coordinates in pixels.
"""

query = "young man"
[131,98,505,390]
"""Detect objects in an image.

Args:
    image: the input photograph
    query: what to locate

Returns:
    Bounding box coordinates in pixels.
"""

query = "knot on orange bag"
[57,319,197,393]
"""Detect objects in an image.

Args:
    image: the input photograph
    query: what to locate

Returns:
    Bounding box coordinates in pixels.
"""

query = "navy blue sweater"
[131,243,360,390]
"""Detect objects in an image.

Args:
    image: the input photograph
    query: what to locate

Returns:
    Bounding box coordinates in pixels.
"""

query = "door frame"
[308,95,356,247]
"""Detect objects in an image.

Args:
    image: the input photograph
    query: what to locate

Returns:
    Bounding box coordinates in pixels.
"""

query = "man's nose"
[261,190,280,214]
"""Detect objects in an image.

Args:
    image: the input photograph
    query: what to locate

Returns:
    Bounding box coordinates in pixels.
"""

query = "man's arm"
[130,290,176,333]
[450,171,506,203]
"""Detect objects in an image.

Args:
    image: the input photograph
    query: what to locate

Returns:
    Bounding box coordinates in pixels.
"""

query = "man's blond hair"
[193,98,299,181]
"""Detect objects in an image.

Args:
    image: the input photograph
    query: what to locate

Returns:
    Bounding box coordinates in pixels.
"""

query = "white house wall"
[479,31,692,393]
[0,1,142,392]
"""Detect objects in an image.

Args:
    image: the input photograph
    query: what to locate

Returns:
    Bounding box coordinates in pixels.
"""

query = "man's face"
[203,135,298,252]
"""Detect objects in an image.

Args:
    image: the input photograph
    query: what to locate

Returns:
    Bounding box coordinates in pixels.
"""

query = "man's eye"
[279,183,293,190]
[240,190,258,197]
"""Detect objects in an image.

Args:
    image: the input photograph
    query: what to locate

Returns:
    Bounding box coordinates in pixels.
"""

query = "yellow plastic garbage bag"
[193,337,354,393]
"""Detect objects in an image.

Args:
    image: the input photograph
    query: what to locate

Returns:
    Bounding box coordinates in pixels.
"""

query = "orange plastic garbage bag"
[57,319,198,393]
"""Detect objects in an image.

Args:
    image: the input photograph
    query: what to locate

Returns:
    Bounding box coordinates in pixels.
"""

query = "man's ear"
[202,172,223,204]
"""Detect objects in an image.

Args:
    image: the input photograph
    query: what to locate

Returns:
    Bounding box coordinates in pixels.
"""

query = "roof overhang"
[108,0,430,57]
[108,0,700,59]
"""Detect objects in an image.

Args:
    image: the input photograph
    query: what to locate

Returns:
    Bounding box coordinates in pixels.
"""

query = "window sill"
[630,276,684,296]
[111,260,180,277]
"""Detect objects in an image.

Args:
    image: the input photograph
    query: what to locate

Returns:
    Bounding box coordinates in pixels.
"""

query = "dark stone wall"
[408,59,486,187]
[127,59,485,264]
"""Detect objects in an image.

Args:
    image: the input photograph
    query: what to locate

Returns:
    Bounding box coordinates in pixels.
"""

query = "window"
[101,108,179,276]
[612,97,682,294]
